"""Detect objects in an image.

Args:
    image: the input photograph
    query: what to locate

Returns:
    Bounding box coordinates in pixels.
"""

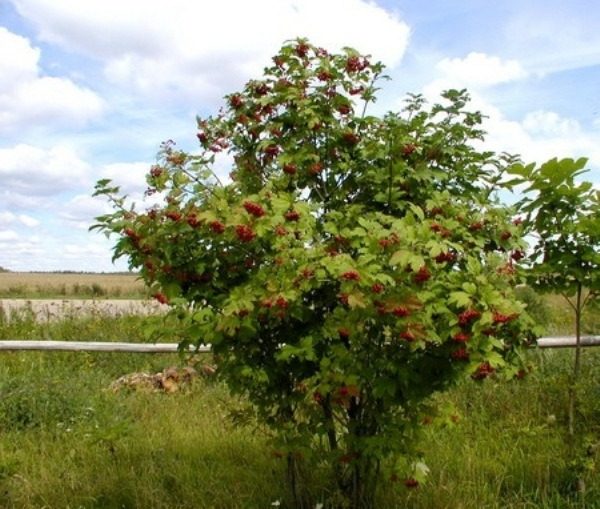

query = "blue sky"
[0,0,598,272]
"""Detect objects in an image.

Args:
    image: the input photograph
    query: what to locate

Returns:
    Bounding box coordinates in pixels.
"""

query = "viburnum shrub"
[94,39,537,508]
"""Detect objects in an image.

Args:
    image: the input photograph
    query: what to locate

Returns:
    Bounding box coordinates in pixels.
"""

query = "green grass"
[0,296,598,508]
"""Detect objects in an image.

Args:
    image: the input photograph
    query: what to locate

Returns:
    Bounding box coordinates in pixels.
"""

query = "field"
[0,272,147,299]
[0,284,599,507]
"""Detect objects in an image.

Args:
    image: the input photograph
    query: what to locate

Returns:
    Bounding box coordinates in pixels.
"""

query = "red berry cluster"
[149,165,163,178]
[124,228,140,242]
[469,221,484,231]
[414,266,431,284]
[402,143,416,156]
[309,162,323,174]
[392,306,410,317]
[471,361,495,380]
[153,292,169,305]
[274,225,287,236]
[341,270,360,281]
[500,230,512,241]
[371,283,384,294]
[337,104,351,115]
[511,250,525,261]
[435,252,456,263]
[345,55,369,73]
[284,210,300,221]
[243,201,266,217]
[493,311,518,324]
[235,224,256,242]
[430,223,451,238]
[451,347,469,361]
[264,144,280,157]
[229,94,244,109]
[186,213,200,227]
[317,70,333,81]
[343,131,360,145]
[283,163,297,175]
[400,330,415,341]
[166,211,182,222]
[338,328,350,339]
[404,478,419,489]
[453,332,470,343]
[210,220,225,234]
[458,309,480,325]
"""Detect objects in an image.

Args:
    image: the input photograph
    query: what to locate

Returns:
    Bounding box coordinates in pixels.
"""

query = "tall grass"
[0,296,598,508]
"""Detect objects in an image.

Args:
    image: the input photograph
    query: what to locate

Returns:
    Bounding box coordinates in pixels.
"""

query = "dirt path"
[0,298,167,321]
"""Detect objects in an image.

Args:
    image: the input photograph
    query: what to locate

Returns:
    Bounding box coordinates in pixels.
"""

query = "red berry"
[453,332,470,343]
[414,266,431,284]
[210,220,225,234]
[166,211,182,221]
[451,347,469,361]
[500,230,512,241]
[343,132,360,145]
[337,104,351,115]
[371,283,384,294]
[275,225,288,236]
[317,70,333,81]
[284,210,300,221]
[392,306,409,317]
[404,478,419,489]
[264,145,280,157]
[513,217,523,226]
[150,165,163,178]
[493,311,518,324]
[235,224,256,242]
[309,162,323,175]
[229,94,244,109]
[186,213,200,227]
[400,330,415,341]
[511,250,525,261]
[124,228,139,240]
[341,270,360,281]
[402,144,416,156]
[295,42,310,58]
[458,309,480,326]
[275,296,288,309]
[345,55,368,73]
[469,221,484,231]
[472,361,495,380]
[153,292,169,305]
[349,86,364,95]
[283,163,297,175]
[435,252,456,263]
[197,132,208,144]
[243,201,266,217]
[338,328,350,339]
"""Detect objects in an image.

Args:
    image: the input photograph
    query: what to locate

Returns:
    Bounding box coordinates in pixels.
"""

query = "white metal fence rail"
[0,337,599,352]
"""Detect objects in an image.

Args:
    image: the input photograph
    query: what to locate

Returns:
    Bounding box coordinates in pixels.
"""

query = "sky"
[0,0,599,272]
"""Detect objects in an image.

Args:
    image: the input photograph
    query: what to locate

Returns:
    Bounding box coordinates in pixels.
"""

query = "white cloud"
[522,110,581,137]
[0,143,91,196]
[424,52,527,100]
[468,99,600,178]
[11,0,410,102]
[0,211,40,227]
[0,230,20,241]
[59,194,111,230]
[436,52,526,88]
[0,27,104,133]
